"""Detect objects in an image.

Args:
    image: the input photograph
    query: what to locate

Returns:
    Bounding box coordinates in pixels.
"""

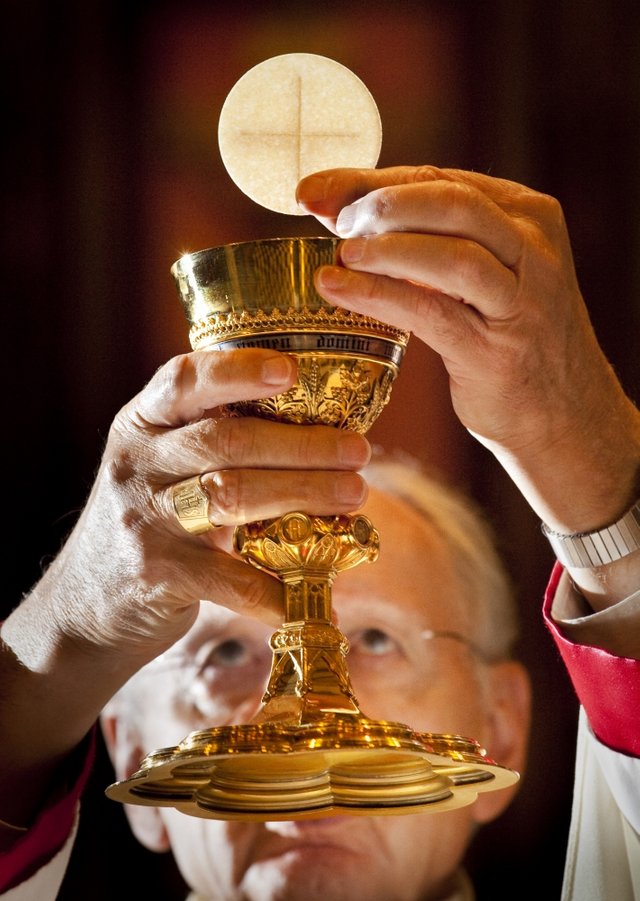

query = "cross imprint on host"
[240,75,359,182]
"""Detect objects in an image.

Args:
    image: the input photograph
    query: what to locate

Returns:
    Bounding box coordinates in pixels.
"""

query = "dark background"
[3,0,639,897]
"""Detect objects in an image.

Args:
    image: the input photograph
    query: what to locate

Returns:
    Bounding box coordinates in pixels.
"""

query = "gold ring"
[171,476,220,534]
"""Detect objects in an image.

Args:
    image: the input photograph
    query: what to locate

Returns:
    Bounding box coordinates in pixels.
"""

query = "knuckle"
[209,470,244,522]
[445,180,481,225]
[206,416,256,468]
[411,164,443,184]
[452,238,481,282]
[95,473,158,584]
[526,191,566,232]
[182,417,222,461]
[536,190,562,214]
[102,421,139,484]
[541,193,566,231]
[101,443,154,525]
[104,452,137,490]
[160,353,193,395]
[107,399,149,456]
[141,354,195,420]
[451,240,512,306]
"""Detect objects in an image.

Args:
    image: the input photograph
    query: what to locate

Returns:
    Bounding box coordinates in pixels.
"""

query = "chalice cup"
[106,237,518,820]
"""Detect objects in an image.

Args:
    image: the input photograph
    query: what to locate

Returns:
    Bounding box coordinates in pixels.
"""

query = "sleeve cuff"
[544,562,640,756]
[0,728,96,893]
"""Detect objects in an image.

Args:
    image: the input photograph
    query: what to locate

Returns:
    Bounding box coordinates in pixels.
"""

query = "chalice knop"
[106,237,518,820]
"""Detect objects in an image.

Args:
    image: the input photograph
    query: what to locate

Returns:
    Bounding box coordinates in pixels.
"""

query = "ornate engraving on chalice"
[106,237,518,820]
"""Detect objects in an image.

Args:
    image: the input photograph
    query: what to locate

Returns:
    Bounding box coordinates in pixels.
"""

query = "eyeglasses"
[145,624,494,726]
[417,629,493,662]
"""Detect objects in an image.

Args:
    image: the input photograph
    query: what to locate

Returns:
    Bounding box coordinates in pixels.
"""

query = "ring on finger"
[171,475,221,535]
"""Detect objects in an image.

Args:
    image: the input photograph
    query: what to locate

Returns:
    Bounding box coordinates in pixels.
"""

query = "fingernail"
[316,265,350,290]
[337,196,369,236]
[335,473,368,507]
[339,238,365,263]
[296,173,328,209]
[338,432,371,467]
[262,354,295,385]
[336,203,358,236]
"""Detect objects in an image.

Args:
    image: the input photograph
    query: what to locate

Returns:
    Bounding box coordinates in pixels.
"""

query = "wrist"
[487,392,640,534]
[541,498,640,569]
[1,585,132,767]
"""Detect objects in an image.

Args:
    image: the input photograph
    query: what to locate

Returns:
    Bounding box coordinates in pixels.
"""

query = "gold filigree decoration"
[227,357,397,435]
[235,513,379,586]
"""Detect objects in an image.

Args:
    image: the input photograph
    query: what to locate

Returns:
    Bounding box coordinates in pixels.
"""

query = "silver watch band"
[541,499,640,568]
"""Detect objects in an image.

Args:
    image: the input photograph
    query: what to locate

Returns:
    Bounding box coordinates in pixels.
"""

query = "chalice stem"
[235,512,377,726]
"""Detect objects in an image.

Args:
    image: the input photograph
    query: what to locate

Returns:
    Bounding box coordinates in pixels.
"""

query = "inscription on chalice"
[279,513,312,544]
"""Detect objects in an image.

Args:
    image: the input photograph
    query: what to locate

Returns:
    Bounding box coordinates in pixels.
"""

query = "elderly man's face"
[107,488,529,901]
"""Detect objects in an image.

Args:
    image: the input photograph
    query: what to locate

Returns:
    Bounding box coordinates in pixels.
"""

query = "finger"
[147,540,286,627]
[435,166,545,211]
[333,181,524,270]
[323,231,517,320]
[161,467,370,531]
[297,164,541,221]
[297,166,440,219]
[125,349,298,430]
[314,264,477,358]
[138,416,371,483]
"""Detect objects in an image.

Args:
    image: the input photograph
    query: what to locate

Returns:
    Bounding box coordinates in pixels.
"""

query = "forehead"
[334,487,469,632]
[176,486,470,649]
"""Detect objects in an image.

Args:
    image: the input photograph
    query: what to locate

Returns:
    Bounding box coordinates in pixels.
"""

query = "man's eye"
[351,628,398,656]
[206,638,252,668]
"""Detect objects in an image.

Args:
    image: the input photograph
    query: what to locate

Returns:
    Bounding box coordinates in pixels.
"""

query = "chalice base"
[105,715,518,819]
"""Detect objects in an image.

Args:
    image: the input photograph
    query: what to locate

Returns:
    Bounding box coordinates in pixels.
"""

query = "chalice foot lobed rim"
[105,714,518,820]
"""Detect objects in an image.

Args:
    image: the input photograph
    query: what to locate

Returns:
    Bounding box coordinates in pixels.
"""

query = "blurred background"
[3,0,639,897]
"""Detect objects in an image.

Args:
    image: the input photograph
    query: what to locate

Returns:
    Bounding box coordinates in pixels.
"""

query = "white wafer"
[218,53,382,216]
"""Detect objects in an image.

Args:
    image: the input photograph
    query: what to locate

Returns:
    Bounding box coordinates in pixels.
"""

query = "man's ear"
[472,660,532,825]
[100,702,171,852]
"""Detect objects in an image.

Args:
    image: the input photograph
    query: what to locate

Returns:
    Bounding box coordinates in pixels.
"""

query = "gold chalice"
[106,237,518,820]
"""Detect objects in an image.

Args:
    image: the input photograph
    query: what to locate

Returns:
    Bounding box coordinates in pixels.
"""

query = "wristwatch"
[541,499,640,568]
